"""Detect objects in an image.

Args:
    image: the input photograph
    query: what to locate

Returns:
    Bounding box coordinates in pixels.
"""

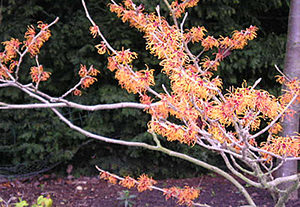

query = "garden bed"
[1,174,299,206]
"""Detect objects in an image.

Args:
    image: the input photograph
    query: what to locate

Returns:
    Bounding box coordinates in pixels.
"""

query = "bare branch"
[267,173,300,187]
[0,101,155,110]
[81,0,117,54]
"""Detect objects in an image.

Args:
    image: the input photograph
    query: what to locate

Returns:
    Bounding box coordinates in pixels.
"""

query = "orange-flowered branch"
[16,17,59,80]
[95,165,209,207]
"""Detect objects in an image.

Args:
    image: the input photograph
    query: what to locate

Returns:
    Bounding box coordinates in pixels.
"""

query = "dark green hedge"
[0,0,288,179]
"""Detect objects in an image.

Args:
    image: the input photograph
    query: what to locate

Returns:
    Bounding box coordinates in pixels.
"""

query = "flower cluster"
[170,0,200,18]
[73,64,100,96]
[99,171,117,184]
[109,0,187,66]
[99,170,157,192]
[24,21,52,56]
[136,174,157,192]
[119,176,136,189]
[30,65,51,83]
[164,186,200,206]
[185,26,207,43]
[90,25,99,38]
[0,21,53,81]
[0,39,22,79]
[231,25,258,49]
[98,168,200,206]
[1,38,22,63]
[198,25,258,71]
[99,47,155,94]
[207,85,282,130]
[148,121,198,145]
[261,136,299,162]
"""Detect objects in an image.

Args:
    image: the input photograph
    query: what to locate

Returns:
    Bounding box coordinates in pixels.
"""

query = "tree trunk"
[276,0,300,201]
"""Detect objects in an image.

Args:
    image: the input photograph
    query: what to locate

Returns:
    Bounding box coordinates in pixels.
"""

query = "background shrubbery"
[0,0,289,179]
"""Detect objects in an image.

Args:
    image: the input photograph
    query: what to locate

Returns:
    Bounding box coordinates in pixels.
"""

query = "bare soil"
[0,174,299,207]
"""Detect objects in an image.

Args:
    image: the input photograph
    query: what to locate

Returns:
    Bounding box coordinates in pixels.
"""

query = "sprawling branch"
[0,101,150,110]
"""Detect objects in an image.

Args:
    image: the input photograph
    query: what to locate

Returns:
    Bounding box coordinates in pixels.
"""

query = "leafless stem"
[81,0,117,55]
[274,64,291,81]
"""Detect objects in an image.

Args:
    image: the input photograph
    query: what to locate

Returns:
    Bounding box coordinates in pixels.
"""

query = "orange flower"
[137,174,157,192]
[164,186,200,206]
[244,25,258,40]
[122,10,135,23]
[95,41,107,55]
[115,48,138,65]
[78,64,88,78]
[40,70,51,81]
[275,75,285,84]
[30,65,51,83]
[109,3,125,18]
[87,65,100,76]
[170,0,200,18]
[187,26,207,43]
[207,124,226,143]
[24,25,36,41]
[147,100,169,119]
[219,36,234,48]
[140,94,153,105]
[2,38,22,62]
[231,26,258,50]
[123,0,135,10]
[149,120,198,146]
[73,89,82,96]
[119,176,136,189]
[37,21,49,30]
[78,65,99,89]
[200,57,219,71]
[107,57,118,72]
[90,25,99,38]
[201,36,219,50]
[24,22,51,56]
[9,60,19,73]
[269,123,282,134]
[260,136,299,163]
[81,77,97,88]
[0,64,10,79]
[99,172,117,184]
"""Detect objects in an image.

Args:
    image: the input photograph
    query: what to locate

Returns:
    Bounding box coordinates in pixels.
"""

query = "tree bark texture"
[277,0,300,201]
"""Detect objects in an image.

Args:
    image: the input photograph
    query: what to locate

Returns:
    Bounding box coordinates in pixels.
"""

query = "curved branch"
[0,101,155,111]
[267,173,300,187]
[150,133,256,206]
[0,81,160,111]
[5,78,257,206]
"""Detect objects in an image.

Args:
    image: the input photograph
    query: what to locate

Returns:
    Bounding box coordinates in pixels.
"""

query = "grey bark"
[276,0,300,201]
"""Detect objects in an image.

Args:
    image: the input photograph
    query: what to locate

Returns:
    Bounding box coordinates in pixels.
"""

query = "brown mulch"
[0,174,299,207]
